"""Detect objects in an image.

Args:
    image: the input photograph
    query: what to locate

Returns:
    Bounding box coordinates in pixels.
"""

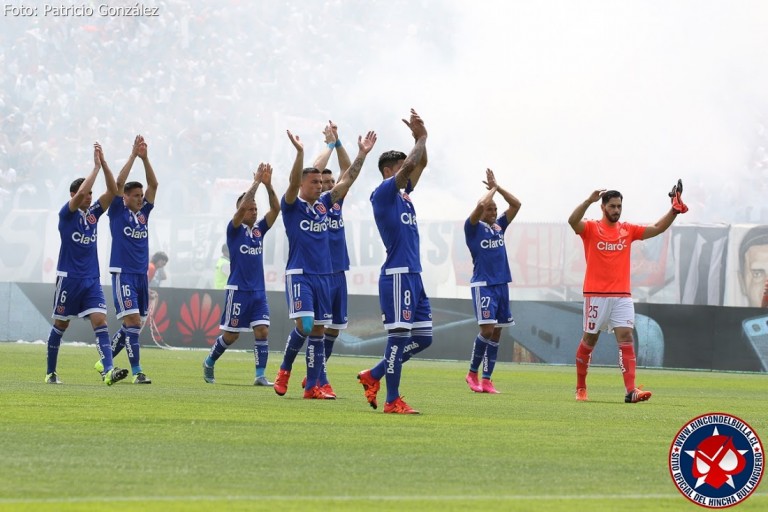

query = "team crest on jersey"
[315,204,327,215]
[492,224,501,232]
[669,413,763,508]
[252,227,261,237]
[86,213,97,225]
[402,192,412,202]
[137,213,146,224]
[402,310,411,321]
[332,203,341,211]
[619,227,628,237]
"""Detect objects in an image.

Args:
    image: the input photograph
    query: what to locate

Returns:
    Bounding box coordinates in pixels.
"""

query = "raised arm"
[332,122,352,180]
[568,189,604,234]
[232,165,264,228]
[96,142,119,210]
[394,109,428,191]
[137,136,158,204]
[468,185,497,225]
[642,207,678,240]
[260,163,281,228]
[329,131,377,204]
[312,123,336,172]
[69,144,102,212]
[115,135,141,195]
[484,168,521,223]
[284,130,304,205]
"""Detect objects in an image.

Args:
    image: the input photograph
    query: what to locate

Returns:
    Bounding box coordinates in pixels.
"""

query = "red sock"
[575,339,594,389]
[618,341,636,393]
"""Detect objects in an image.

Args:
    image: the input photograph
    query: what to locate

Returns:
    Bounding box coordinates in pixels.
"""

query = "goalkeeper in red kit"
[567,180,687,403]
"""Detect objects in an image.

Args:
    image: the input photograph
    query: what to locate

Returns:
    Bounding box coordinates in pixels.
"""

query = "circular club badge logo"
[669,413,763,508]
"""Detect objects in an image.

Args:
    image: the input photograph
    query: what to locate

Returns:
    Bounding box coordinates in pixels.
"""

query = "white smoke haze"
[2,0,768,287]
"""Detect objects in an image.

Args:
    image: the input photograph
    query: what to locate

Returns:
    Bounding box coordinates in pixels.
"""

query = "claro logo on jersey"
[669,413,763,508]
[327,217,344,230]
[401,212,417,225]
[300,220,328,232]
[123,226,148,239]
[596,239,626,251]
[481,238,504,249]
[71,232,97,244]
[240,244,263,255]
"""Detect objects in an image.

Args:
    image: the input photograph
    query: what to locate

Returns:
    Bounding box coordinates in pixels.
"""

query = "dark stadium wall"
[8,283,767,373]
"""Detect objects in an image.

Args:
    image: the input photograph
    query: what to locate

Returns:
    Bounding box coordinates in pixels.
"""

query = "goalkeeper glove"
[668,178,688,214]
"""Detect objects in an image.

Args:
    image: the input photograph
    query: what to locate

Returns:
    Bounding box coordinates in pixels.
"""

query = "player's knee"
[299,316,314,335]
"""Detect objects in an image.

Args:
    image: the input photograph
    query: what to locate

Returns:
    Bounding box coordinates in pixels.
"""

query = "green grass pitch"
[0,342,765,512]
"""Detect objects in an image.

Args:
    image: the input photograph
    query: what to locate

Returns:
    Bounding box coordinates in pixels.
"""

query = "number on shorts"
[404,290,411,306]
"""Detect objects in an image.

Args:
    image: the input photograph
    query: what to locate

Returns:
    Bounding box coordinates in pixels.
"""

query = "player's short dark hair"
[739,225,768,271]
[321,169,333,175]
[602,190,623,204]
[69,178,85,193]
[124,181,143,194]
[151,251,169,265]
[378,150,407,176]
[302,167,321,176]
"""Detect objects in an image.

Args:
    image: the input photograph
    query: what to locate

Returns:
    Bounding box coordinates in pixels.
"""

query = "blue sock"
[371,358,387,380]
[323,333,337,360]
[318,333,337,386]
[383,332,409,404]
[111,325,127,357]
[46,326,64,375]
[206,335,228,367]
[124,325,142,375]
[482,340,500,379]
[95,325,114,372]
[280,328,306,372]
[305,337,324,390]
[470,334,489,373]
[254,339,268,378]
[402,327,433,363]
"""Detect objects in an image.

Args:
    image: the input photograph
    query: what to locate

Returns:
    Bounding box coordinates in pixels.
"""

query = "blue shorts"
[470,284,515,327]
[285,273,332,325]
[327,271,348,329]
[219,289,270,332]
[111,272,150,320]
[51,275,108,321]
[378,272,432,330]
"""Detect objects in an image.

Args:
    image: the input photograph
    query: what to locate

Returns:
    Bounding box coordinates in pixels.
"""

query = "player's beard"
[608,212,621,223]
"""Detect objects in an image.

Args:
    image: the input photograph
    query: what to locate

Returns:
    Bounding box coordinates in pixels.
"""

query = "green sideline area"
[0,343,765,512]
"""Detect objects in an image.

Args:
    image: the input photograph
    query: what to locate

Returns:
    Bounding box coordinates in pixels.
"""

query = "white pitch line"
[6,493,763,504]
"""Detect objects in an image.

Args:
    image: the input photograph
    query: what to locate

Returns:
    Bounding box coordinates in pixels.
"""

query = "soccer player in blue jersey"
[356,109,430,414]
[46,143,129,386]
[274,127,377,399]
[101,135,158,384]
[463,169,521,394]
[202,163,280,385]
[298,121,353,397]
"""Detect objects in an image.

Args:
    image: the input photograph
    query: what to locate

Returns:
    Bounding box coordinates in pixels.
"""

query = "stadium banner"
[3,198,756,305]
[6,282,766,373]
